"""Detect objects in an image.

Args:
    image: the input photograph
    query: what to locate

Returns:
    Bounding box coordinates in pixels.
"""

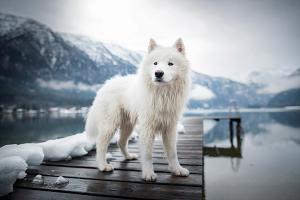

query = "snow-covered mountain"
[190,72,272,108]
[0,12,275,108]
[268,68,300,107]
[61,33,142,67]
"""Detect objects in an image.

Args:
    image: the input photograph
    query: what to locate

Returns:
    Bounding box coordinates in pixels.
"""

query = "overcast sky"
[1,0,300,85]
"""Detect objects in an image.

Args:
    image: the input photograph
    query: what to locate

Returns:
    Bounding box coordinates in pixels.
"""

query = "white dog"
[85,38,190,181]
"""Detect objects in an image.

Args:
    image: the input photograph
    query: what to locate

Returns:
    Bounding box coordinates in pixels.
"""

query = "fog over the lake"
[1,0,300,91]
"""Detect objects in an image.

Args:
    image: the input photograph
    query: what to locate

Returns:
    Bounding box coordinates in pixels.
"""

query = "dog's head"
[140,38,189,86]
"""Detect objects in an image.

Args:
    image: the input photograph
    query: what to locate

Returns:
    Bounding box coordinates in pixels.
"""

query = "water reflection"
[203,111,300,200]
[269,111,300,128]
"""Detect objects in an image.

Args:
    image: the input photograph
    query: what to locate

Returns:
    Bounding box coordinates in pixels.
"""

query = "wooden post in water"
[236,119,242,149]
[229,119,234,148]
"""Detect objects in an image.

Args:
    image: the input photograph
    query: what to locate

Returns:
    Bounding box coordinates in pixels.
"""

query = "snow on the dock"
[55,176,69,185]
[0,156,27,196]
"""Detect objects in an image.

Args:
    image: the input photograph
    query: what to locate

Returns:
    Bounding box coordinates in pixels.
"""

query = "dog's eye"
[168,62,174,66]
[154,62,158,65]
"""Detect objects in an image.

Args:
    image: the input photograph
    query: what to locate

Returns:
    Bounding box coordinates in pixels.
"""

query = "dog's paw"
[142,171,157,182]
[98,163,114,172]
[170,166,190,177]
[125,153,138,160]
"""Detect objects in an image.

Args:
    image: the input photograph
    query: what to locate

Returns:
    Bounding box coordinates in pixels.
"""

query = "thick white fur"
[85,38,191,181]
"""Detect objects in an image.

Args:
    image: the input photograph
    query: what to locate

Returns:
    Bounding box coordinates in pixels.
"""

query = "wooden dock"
[5,117,204,200]
[201,115,241,122]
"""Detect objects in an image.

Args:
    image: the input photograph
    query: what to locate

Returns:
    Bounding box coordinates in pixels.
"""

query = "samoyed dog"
[85,38,190,181]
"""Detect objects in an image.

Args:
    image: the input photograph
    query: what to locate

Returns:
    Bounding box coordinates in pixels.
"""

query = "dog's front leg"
[162,126,189,176]
[139,130,156,181]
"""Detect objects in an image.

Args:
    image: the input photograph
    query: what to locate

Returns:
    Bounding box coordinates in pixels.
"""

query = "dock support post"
[229,119,234,148]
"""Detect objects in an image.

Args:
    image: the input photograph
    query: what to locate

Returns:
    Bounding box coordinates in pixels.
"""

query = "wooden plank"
[201,116,240,121]
[115,146,203,150]
[118,144,203,149]
[152,140,203,143]
[182,117,203,124]
[27,165,203,186]
[6,188,123,200]
[73,156,203,165]
[106,149,202,154]
[15,175,202,200]
[43,160,203,174]
[119,143,203,148]
[123,140,203,144]
[87,151,202,159]
[178,132,203,135]
[181,128,203,132]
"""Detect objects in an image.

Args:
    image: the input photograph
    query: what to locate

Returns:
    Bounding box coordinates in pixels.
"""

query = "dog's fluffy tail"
[84,108,99,141]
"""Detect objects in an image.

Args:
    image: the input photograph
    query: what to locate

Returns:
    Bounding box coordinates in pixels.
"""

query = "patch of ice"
[55,176,69,185]
[0,144,44,165]
[32,174,44,184]
[0,156,27,196]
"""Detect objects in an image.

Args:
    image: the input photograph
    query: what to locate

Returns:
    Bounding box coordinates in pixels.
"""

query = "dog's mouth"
[153,78,172,85]
[155,78,164,82]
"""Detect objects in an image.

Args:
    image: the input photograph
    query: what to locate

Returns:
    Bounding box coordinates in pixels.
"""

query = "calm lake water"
[0,110,300,199]
[0,112,85,146]
[202,110,300,200]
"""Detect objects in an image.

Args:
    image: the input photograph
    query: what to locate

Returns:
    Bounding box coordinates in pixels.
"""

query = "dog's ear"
[174,38,185,55]
[148,38,157,53]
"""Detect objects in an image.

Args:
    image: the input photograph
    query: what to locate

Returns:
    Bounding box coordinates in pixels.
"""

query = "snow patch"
[104,42,142,66]
[61,33,142,66]
[50,57,57,68]
[55,176,69,185]
[0,13,27,36]
[189,84,215,101]
[177,123,185,134]
[0,156,27,196]
[32,174,44,184]
[38,133,94,161]
[0,144,44,165]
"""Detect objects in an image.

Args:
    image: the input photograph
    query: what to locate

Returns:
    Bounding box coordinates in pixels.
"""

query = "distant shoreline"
[1,106,300,117]
[186,106,300,115]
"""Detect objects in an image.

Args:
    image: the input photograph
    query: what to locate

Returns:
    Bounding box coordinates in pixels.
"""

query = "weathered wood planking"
[8,117,204,200]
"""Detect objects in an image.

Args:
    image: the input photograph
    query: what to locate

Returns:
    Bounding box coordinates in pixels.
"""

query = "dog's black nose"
[155,71,164,78]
